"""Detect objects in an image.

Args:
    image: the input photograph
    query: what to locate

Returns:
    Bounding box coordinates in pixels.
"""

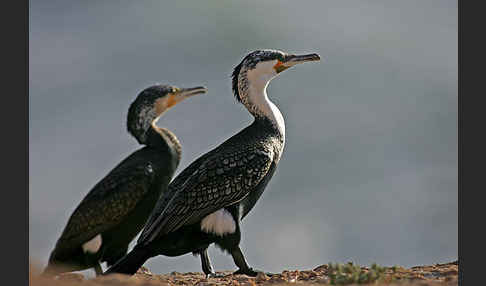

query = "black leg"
[231,247,258,277]
[200,249,214,276]
[94,262,103,276]
[230,247,277,277]
[200,249,226,278]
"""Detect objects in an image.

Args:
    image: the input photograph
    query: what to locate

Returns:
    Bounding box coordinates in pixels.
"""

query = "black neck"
[252,115,284,139]
[144,126,182,158]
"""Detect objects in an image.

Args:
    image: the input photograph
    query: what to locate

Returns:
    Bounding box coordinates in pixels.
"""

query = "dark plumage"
[43,84,206,276]
[105,50,320,277]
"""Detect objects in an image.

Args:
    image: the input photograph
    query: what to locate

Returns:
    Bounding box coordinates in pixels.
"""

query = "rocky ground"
[30,261,458,286]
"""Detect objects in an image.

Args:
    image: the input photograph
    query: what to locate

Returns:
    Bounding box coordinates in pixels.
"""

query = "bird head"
[232,49,320,102]
[127,84,207,144]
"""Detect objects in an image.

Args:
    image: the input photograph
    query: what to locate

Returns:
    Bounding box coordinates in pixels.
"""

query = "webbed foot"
[263,272,276,277]
[233,268,259,277]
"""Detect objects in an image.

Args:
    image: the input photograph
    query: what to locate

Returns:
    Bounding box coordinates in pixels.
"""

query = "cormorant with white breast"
[43,84,207,276]
[104,50,320,277]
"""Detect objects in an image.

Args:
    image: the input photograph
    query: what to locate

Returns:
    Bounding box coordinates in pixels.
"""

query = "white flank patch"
[201,209,236,236]
[82,234,102,254]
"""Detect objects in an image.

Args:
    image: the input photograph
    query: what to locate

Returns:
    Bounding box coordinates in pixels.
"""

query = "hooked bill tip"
[286,53,321,64]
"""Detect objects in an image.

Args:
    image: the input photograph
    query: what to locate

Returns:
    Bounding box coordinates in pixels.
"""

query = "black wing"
[139,145,274,245]
[137,151,212,243]
[53,154,156,254]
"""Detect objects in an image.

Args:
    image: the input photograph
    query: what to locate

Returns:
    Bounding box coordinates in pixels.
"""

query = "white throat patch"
[200,209,236,236]
[82,234,102,254]
[240,60,286,137]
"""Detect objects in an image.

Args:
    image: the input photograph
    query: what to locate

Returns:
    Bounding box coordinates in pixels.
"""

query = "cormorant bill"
[42,84,207,277]
[104,50,320,277]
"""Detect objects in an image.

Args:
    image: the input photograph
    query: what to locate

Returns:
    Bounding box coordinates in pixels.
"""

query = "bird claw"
[233,268,276,277]
[263,272,276,277]
[233,268,259,277]
[206,272,226,278]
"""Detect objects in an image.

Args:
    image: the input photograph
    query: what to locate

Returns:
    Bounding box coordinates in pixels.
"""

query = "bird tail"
[41,261,81,278]
[42,251,79,278]
[41,263,60,278]
[103,247,151,276]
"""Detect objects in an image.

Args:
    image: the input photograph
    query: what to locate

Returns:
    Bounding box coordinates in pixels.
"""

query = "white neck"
[243,74,285,138]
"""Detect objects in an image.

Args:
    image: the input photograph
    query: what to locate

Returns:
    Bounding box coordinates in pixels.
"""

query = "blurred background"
[29,0,457,275]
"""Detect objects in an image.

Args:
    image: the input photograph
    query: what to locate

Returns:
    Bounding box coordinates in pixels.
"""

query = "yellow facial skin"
[155,94,178,115]
[166,94,178,107]
[274,60,289,73]
[154,86,206,115]
[156,89,181,114]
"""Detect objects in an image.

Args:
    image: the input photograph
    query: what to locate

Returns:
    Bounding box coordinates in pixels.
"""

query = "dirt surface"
[30,261,458,286]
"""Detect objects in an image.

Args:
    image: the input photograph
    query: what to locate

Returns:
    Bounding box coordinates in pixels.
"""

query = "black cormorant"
[43,84,207,276]
[104,50,320,277]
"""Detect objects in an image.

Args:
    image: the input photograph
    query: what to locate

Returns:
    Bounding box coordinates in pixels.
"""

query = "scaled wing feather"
[139,147,274,245]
